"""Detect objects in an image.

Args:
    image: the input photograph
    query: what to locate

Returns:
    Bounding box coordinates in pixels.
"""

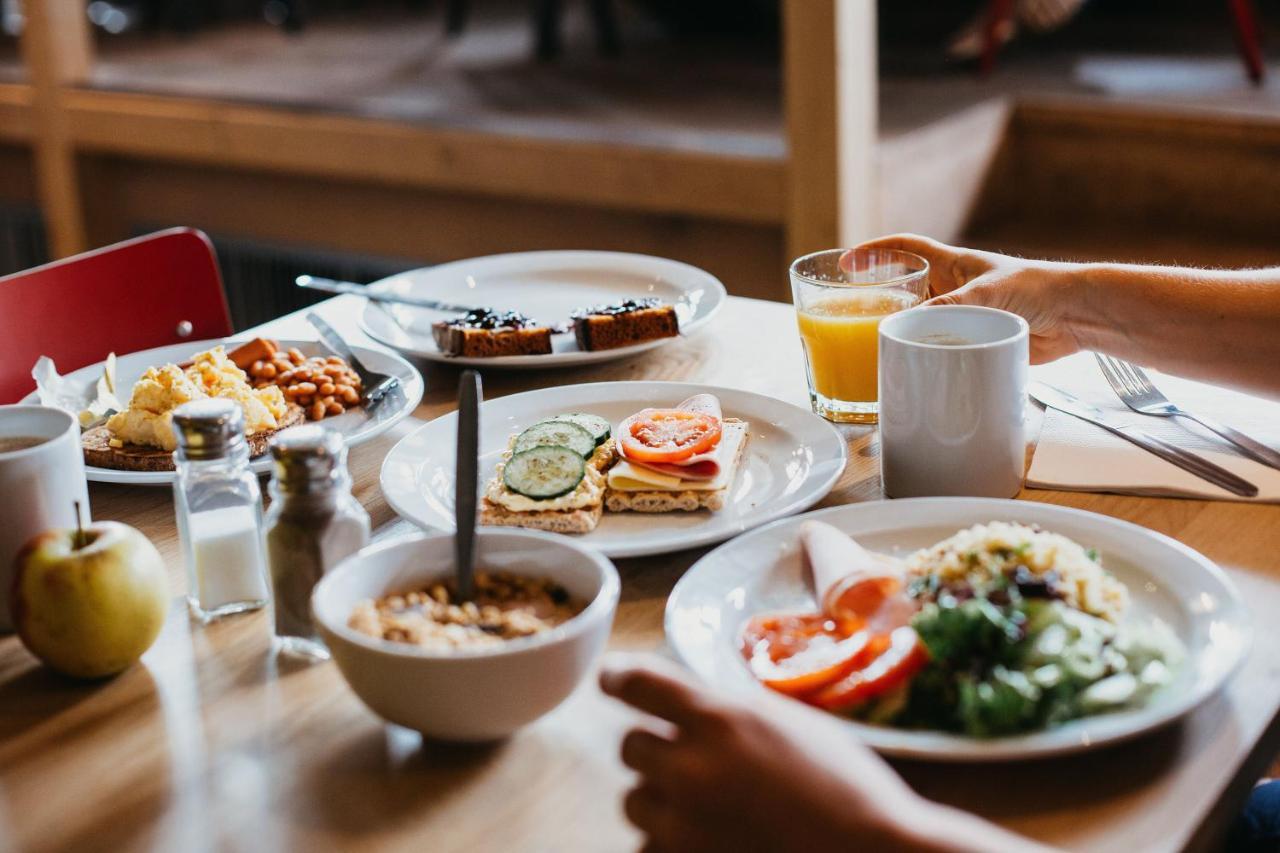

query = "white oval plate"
[666,497,1250,762]
[359,251,726,369]
[24,338,424,486]
[380,382,847,558]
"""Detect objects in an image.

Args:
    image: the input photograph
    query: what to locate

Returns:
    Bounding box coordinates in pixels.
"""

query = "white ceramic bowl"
[312,529,619,741]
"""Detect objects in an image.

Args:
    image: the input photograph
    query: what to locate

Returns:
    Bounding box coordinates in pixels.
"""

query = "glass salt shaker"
[264,426,369,660]
[172,398,271,623]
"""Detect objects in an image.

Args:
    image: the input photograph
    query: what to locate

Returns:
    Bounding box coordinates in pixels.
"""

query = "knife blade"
[1029,382,1259,498]
[297,275,480,314]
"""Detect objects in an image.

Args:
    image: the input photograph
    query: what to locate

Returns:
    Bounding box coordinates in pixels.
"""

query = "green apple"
[11,521,169,679]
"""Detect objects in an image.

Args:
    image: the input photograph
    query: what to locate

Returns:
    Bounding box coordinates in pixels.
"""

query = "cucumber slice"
[547,413,611,446]
[503,445,586,499]
[513,420,596,458]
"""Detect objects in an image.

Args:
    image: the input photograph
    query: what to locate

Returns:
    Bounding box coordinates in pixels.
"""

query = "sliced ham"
[616,393,726,480]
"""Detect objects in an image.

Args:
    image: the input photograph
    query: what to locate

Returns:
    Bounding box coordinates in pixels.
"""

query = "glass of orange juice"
[790,248,929,424]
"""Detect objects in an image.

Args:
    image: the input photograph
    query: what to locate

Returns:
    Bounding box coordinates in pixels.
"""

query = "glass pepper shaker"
[172,398,271,623]
[264,426,369,660]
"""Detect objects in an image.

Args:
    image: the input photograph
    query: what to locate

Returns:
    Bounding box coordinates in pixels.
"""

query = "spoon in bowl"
[455,370,482,600]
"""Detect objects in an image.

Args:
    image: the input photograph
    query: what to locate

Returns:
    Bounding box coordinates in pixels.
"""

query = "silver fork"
[306,312,402,406]
[1095,353,1280,472]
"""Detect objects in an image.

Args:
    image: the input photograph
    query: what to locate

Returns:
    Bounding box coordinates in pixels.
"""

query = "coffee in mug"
[878,307,1029,499]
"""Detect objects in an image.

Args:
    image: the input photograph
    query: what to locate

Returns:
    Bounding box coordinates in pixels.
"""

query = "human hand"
[599,654,928,852]
[850,234,1086,364]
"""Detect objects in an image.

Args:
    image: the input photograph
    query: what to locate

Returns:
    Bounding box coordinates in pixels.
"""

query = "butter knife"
[1029,382,1259,498]
[297,275,481,314]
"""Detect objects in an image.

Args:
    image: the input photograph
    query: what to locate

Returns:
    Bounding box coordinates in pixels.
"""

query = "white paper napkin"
[1027,352,1280,502]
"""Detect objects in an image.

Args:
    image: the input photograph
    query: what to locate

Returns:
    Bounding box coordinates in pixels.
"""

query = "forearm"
[1067,263,1280,397]
[888,800,1061,853]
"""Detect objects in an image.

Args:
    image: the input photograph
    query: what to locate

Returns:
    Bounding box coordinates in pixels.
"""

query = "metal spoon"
[454,370,482,600]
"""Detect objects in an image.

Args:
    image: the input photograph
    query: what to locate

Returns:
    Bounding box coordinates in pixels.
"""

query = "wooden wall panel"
[78,156,790,302]
[0,146,38,203]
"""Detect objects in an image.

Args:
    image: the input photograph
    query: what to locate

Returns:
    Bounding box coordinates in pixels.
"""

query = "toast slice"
[573,304,679,352]
[604,422,748,513]
[432,324,553,358]
[82,404,305,472]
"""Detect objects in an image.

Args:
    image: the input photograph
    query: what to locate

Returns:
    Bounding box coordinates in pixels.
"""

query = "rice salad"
[904,521,1129,622]
[869,522,1182,737]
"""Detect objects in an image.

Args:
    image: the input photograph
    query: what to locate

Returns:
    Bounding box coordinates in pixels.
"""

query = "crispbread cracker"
[605,489,726,513]
[477,438,616,533]
[604,421,748,514]
[81,404,305,472]
[478,498,604,534]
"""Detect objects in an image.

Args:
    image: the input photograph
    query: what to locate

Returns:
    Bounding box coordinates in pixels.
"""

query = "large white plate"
[380,382,848,558]
[359,251,726,369]
[24,338,424,486]
[666,498,1250,762]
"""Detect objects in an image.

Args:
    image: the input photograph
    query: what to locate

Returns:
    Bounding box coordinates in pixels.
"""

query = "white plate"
[380,382,847,558]
[359,251,726,369]
[24,338,424,486]
[666,497,1250,762]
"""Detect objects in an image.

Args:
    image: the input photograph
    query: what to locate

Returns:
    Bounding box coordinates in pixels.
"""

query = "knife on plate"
[1029,381,1259,498]
[297,275,480,314]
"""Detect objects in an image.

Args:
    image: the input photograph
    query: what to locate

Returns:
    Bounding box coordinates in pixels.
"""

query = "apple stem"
[73,500,86,550]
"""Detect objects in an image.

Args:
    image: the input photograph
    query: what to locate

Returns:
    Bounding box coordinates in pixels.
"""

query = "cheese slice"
[608,421,747,492]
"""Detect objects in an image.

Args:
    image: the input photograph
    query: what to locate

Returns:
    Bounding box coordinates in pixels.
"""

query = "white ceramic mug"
[878,306,1029,499]
[0,405,91,631]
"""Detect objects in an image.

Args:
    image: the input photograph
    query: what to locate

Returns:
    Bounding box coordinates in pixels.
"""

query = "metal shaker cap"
[173,398,246,460]
[269,425,347,493]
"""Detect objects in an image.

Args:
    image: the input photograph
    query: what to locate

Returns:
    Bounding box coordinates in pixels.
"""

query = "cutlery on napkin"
[1026,351,1280,502]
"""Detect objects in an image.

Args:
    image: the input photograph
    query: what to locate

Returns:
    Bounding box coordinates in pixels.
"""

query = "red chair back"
[0,228,233,402]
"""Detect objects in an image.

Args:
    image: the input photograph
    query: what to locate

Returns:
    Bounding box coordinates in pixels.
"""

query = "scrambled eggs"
[107,346,288,451]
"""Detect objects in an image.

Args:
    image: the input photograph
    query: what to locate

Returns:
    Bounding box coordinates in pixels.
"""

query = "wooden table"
[3,295,1278,853]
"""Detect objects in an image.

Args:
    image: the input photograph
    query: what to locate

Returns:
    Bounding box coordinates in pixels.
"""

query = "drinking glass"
[790,248,929,424]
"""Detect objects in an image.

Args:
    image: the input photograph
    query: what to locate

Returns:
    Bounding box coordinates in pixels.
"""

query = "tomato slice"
[809,626,930,712]
[741,613,876,697]
[621,409,722,464]
[824,575,918,635]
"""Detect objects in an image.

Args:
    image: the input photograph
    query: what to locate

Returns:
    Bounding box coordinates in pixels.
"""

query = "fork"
[1095,353,1280,472]
[306,312,402,406]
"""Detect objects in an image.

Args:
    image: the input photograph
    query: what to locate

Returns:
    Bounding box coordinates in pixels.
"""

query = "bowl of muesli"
[312,528,619,741]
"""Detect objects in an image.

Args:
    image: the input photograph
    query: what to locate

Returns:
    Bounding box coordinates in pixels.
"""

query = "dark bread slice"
[573,305,679,352]
[431,323,553,358]
[82,404,306,472]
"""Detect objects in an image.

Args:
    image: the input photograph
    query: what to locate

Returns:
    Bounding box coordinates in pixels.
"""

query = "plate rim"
[24,336,424,486]
[358,250,727,368]
[379,379,849,559]
[664,496,1252,762]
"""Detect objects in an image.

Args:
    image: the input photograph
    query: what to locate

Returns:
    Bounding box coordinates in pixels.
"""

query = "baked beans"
[247,348,363,421]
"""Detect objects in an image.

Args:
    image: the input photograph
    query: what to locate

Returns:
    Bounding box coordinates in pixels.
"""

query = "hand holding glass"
[790,249,929,423]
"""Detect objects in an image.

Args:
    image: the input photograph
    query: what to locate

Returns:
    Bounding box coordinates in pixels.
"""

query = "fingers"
[625,784,701,850]
[853,232,957,262]
[620,728,676,775]
[624,784,727,852]
[848,233,994,294]
[599,656,716,729]
[921,274,995,308]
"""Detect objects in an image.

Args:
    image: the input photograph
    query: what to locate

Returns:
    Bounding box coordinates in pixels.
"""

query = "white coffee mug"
[878,306,1029,499]
[0,405,91,631]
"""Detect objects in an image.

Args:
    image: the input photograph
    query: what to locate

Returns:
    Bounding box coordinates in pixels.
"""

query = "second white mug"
[0,405,92,631]
[878,306,1029,499]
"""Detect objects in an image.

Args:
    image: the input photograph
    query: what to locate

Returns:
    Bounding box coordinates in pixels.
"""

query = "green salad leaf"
[882,585,1180,738]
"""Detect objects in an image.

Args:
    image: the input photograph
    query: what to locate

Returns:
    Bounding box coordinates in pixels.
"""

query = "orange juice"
[796,290,920,404]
